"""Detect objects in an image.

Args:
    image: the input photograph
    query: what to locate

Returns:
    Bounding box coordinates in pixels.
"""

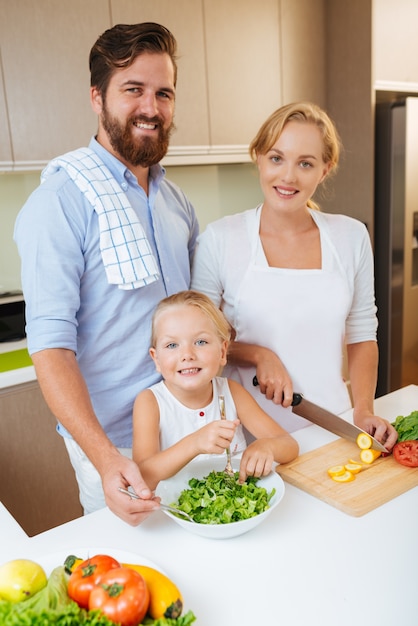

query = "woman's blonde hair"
[249,102,342,210]
[151,290,231,347]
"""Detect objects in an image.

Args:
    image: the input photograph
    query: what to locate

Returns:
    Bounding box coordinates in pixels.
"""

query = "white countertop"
[0,338,27,355]
[1,385,417,626]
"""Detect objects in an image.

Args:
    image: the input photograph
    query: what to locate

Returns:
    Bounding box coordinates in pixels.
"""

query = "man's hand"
[101,452,160,526]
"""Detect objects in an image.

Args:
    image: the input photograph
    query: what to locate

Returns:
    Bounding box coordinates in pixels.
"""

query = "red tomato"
[393,440,418,467]
[67,554,120,609]
[88,567,150,626]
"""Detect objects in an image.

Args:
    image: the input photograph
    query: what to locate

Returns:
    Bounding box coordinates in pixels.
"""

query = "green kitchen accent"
[0,349,32,372]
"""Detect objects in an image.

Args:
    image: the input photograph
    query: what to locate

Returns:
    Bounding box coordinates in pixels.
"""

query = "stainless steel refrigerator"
[374,97,418,396]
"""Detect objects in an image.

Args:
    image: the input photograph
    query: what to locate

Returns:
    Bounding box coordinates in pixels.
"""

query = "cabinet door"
[110,0,210,148]
[0,0,110,165]
[0,381,82,536]
[374,0,418,85]
[280,0,326,107]
[0,55,12,166]
[203,0,282,147]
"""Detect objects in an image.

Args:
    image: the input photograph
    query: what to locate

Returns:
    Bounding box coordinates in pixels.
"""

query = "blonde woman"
[191,102,397,450]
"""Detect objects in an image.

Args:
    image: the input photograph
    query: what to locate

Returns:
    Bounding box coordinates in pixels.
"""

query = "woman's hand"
[254,350,293,407]
[226,341,293,406]
[353,410,398,451]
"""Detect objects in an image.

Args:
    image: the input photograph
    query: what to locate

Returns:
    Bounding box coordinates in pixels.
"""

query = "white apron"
[224,207,353,433]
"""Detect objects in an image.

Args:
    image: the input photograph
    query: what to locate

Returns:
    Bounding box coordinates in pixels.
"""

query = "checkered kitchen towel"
[41,148,159,290]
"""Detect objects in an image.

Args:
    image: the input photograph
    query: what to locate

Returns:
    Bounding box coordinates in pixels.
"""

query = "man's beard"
[101,106,174,167]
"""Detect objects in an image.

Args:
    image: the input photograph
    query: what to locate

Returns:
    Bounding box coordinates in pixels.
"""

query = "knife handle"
[291,393,303,407]
[252,376,303,407]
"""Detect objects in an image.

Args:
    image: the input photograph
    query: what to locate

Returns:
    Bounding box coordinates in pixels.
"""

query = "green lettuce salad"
[392,410,418,441]
[172,470,275,524]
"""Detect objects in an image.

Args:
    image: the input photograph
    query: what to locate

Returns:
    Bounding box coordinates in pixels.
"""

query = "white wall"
[0,172,40,292]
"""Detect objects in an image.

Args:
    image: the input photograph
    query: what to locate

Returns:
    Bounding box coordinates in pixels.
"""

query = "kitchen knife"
[252,376,387,452]
[291,393,388,452]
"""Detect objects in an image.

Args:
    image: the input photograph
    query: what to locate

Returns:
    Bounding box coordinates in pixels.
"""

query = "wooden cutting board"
[276,438,418,516]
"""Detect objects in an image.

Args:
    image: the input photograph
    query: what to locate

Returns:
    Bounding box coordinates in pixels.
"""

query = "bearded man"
[14,23,199,525]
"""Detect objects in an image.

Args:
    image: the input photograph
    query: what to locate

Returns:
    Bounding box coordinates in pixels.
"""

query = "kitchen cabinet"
[0,0,110,169]
[202,0,282,147]
[0,380,82,536]
[373,0,418,87]
[280,0,326,108]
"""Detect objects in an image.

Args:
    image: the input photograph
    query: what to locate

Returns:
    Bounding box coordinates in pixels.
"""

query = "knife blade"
[291,393,388,452]
[251,377,387,452]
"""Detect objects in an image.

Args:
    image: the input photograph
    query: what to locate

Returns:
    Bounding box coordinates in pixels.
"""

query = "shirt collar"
[88,136,166,189]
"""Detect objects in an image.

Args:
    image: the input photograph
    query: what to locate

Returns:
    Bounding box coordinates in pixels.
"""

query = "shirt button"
[121,182,128,191]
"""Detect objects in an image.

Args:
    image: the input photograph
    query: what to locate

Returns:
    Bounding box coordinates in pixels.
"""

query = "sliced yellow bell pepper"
[344,462,363,474]
[327,465,346,477]
[331,470,355,483]
[356,433,372,450]
[360,449,382,464]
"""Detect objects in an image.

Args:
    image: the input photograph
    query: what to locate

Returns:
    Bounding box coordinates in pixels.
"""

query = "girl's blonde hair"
[151,290,231,347]
[249,102,342,210]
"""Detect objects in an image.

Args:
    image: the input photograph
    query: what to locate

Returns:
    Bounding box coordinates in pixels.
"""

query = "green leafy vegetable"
[143,610,196,625]
[171,470,275,524]
[392,410,418,442]
[0,598,116,625]
[0,599,195,626]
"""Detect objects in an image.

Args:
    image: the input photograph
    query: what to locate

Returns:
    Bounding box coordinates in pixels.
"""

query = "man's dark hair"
[89,22,178,97]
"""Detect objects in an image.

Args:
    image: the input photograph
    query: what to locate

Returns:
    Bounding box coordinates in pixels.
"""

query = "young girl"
[133,290,298,490]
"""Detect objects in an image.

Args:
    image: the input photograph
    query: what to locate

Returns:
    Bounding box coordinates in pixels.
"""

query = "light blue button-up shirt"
[14,138,199,446]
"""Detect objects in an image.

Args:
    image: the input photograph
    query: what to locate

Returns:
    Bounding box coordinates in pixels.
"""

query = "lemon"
[0,559,47,603]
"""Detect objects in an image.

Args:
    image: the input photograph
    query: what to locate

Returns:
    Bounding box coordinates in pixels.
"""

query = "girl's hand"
[238,440,275,483]
[194,419,240,455]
